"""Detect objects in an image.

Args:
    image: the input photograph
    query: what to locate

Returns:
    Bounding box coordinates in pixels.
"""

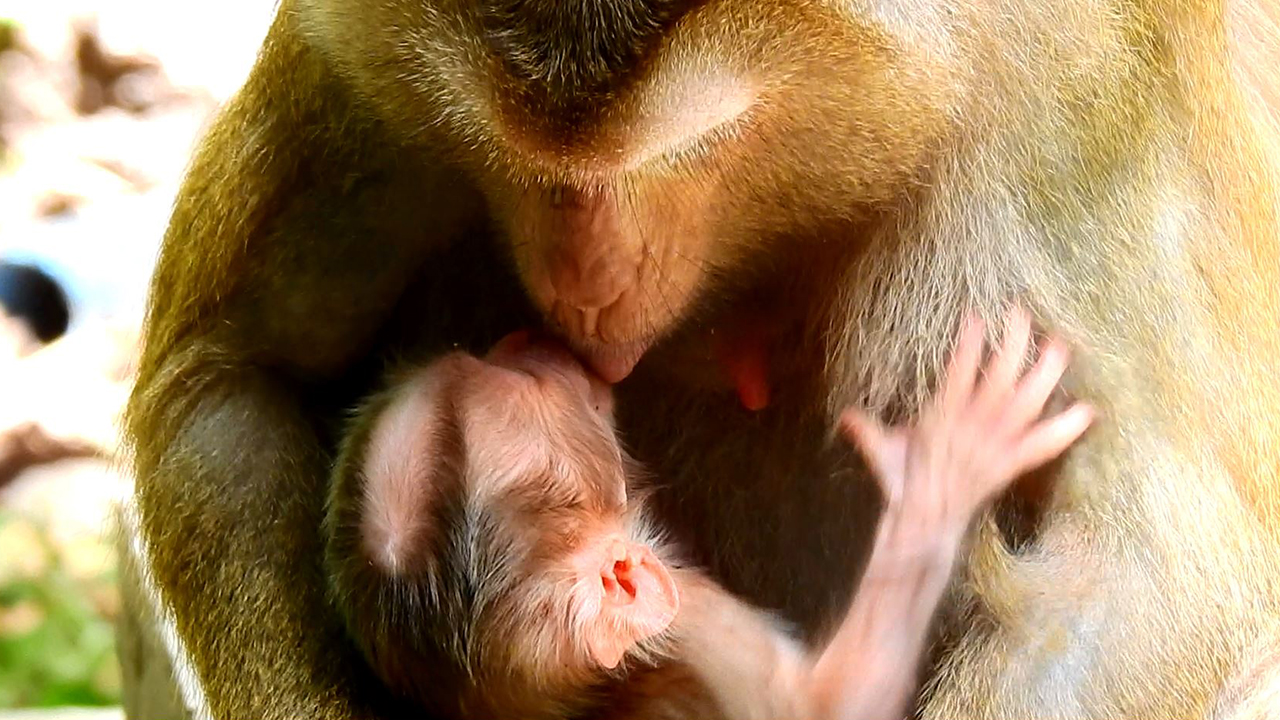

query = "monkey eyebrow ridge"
[618,72,758,170]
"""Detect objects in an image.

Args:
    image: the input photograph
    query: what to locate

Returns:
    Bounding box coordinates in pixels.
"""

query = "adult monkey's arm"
[122,7,482,718]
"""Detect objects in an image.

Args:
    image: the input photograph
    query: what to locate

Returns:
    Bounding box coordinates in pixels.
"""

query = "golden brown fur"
[1211,630,1280,720]
[120,0,1280,718]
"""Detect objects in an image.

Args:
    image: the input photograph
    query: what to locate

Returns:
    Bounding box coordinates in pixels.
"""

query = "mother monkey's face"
[302,0,957,380]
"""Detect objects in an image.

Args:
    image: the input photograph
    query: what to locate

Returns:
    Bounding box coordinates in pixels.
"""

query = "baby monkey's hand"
[809,307,1094,720]
[842,306,1096,557]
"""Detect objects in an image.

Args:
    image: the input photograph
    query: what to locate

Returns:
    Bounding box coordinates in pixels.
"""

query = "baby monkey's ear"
[575,537,679,669]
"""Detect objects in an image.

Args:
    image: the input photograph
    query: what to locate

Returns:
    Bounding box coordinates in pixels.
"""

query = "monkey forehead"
[497,63,760,175]
[429,2,772,176]
[458,385,626,507]
[460,1,927,177]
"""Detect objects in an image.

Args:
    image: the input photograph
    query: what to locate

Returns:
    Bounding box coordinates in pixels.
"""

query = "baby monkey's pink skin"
[349,308,1093,720]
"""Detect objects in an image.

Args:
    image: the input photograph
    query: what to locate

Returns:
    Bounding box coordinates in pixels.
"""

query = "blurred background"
[0,1,275,716]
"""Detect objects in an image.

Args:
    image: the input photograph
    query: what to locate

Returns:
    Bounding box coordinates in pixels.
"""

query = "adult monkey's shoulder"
[120,3,488,719]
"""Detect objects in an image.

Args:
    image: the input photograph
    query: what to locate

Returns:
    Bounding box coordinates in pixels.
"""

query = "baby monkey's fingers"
[1004,339,1071,431]
[979,307,1034,405]
[1007,402,1096,478]
[840,409,906,508]
[939,314,986,417]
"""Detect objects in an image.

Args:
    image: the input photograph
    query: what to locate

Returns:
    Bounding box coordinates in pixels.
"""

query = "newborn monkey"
[326,309,1094,720]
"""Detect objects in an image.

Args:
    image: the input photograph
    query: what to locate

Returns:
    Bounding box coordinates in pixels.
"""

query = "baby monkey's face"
[444,333,677,672]
[358,333,678,687]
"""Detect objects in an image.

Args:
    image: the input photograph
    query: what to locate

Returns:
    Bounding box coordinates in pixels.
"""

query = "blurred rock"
[72,24,165,116]
[1,458,129,556]
[0,45,76,133]
[0,0,271,245]
[34,192,83,219]
[0,0,272,102]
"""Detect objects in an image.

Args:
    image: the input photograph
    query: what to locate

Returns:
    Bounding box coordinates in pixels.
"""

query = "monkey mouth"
[563,326,769,410]
[489,330,616,401]
[575,338,652,384]
[542,301,656,383]
[489,329,581,373]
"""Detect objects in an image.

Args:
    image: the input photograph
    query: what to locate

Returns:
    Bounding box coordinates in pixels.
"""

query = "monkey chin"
[570,322,774,410]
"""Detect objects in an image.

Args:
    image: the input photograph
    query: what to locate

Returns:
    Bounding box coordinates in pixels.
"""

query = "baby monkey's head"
[351,331,679,718]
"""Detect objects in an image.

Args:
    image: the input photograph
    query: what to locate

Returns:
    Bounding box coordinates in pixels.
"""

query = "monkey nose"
[546,245,635,312]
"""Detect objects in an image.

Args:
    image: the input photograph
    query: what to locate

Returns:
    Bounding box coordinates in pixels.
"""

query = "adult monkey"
[117,1,1280,719]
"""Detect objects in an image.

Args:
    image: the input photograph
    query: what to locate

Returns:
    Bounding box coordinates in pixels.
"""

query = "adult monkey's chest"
[613,349,885,643]
[357,226,885,640]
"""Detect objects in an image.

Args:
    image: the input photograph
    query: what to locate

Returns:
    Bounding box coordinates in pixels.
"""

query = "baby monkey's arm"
[810,307,1094,719]
[659,307,1094,720]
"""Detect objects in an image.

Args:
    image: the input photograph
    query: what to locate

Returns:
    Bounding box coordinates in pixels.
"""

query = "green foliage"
[0,17,17,53]
[0,512,121,708]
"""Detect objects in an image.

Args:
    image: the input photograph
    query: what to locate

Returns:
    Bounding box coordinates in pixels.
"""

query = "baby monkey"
[326,308,1094,720]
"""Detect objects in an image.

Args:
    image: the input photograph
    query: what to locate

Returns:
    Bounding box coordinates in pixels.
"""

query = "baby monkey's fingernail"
[1044,340,1070,363]
[1076,403,1096,424]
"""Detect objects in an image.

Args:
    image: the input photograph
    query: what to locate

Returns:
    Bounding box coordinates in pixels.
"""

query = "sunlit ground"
[0,0,272,713]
